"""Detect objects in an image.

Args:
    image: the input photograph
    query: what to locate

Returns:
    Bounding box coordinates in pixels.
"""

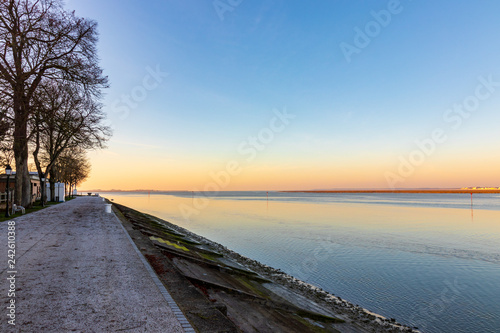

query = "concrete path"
[0,196,188,332]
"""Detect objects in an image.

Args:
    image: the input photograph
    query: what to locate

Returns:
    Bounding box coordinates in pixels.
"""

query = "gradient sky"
[68,0,500,191]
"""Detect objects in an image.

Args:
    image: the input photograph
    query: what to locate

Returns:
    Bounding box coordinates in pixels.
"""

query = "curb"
[112,212,196,332]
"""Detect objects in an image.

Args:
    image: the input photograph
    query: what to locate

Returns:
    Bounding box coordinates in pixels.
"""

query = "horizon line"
[79,186,500,193]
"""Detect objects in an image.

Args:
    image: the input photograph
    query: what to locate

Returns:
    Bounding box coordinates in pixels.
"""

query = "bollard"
[105,204,112,213]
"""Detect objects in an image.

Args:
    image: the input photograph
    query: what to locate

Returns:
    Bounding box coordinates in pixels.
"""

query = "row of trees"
[54,148,91,197]
[0,0,110,206]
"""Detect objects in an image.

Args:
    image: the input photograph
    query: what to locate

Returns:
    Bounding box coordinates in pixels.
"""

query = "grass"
[0,198,69,223]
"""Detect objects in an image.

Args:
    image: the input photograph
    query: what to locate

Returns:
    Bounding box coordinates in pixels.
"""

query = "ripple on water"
[105,192,500,333]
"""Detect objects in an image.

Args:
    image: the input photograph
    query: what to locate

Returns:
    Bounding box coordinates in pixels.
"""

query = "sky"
[67,0,500,191]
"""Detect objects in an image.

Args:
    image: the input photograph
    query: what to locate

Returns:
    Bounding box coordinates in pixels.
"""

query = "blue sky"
[70,0,500,190]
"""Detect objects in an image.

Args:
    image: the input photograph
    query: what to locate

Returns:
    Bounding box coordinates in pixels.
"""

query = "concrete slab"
[0,196,187,332]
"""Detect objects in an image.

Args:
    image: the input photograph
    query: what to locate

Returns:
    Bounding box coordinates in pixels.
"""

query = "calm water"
[103,191,500,333]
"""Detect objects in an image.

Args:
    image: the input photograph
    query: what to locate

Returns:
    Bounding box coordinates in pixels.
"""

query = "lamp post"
[5,165,12,217]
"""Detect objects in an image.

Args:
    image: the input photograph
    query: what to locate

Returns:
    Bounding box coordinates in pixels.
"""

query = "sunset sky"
[69,0,500,191]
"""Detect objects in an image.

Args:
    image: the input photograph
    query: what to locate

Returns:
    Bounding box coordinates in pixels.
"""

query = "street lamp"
[5,165,12,217]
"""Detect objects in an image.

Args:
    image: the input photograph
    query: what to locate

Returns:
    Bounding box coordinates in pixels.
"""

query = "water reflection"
[103,192,500,333]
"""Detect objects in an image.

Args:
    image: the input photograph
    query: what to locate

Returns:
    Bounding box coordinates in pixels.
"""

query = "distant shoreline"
[83,189,500,194]
[284,189,500,194]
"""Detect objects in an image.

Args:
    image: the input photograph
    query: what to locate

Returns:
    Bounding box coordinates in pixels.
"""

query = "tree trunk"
[49,174,56,202]
[32,116,46,207]
[40,179,46,206]
[23,170,31,207]
[13,126,31,208]
[13,115,24,206]
[13,90,32,208]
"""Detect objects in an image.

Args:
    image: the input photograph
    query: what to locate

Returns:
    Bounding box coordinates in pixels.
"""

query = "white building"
[46,182,65,202]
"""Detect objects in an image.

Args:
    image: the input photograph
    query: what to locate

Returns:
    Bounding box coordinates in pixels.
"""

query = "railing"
[1,190,40,204]
[0,192,11,203]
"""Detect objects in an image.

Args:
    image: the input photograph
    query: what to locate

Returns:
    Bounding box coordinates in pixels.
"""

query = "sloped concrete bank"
[112,202,420,333]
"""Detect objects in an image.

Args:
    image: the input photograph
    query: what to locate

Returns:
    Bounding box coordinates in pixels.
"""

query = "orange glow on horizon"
[80,148,500,191]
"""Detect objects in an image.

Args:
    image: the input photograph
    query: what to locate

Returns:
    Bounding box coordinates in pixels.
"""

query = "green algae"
[150,236,190,252]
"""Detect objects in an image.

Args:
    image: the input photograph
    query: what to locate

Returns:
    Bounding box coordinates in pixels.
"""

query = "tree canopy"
[0,0,109,205]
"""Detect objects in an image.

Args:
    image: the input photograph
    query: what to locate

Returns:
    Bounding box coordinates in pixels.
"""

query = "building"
[46,182,65,202]
[0,172,42,204]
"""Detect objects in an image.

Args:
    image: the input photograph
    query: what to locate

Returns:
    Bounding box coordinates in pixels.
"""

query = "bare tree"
[0,140,14,168]
[31,80,110,204]
[0,96,11,142]
[0,94,13,168]
[0,82,13,150]
[0,0,107,206]
[52,147,90,197]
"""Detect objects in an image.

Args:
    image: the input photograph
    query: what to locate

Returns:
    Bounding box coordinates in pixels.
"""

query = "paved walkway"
[0,196,189,332]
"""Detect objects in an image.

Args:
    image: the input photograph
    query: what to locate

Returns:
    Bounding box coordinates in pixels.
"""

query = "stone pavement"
[0,196,192,332]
